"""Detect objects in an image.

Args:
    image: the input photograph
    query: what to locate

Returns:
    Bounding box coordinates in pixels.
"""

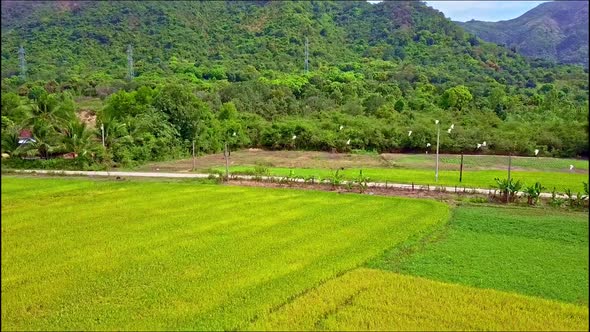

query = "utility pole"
[304,37,309,74]
[101,123,105,147]
[507,153,512,183]
[126,44,134,81]
[435,120,440,182]
[224,142,230,180]
[18,46,26,81]
[192,139,196,171]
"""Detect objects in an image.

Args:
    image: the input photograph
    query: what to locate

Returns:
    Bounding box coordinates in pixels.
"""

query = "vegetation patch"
[218,165,587,192]
[251,268,588,331]
[1,176,448,330]
[368,205,589,305]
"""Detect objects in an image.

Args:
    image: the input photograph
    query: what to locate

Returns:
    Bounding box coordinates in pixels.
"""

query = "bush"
[523,182,545,205]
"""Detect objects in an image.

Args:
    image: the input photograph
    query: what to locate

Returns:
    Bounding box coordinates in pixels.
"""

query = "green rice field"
[1,176,448,330]
[218,166,588,192]
[2,176,587,330]
[369,205,589,305]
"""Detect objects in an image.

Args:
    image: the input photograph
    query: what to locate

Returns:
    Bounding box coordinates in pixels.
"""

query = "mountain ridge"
[457,1,589,66]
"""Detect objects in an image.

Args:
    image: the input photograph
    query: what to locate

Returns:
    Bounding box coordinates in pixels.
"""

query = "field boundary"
[6,169,570,198]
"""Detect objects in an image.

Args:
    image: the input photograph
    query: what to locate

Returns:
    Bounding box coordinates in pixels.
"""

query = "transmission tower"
[18,46,26,80]
[304,37,309,74]
[126,44,134,81]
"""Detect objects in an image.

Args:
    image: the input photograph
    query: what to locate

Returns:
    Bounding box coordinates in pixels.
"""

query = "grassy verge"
[368,205,589,305]
[1,176,448,330]
[215,166,588,192]
[251,268,588,331]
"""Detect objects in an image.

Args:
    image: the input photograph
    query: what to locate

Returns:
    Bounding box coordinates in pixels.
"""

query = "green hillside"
[458,1,589,67]
[1,1,588,168]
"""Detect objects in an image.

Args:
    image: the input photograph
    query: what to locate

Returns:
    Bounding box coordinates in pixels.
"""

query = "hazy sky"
[368,1,549,22]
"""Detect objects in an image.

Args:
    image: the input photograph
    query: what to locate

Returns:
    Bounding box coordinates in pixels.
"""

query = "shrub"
[494,178,522,203]
[523,182,545,205]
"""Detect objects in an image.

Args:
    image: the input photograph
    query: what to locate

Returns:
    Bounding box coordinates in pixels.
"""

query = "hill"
[1,0,588,166]
[457,1,589,66]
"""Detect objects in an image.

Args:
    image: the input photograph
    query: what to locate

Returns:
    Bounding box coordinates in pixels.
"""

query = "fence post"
[459,153,464,183]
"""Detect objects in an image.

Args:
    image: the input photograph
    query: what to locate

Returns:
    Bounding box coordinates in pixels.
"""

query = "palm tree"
[59,121,97,158]
[23,93,75,130]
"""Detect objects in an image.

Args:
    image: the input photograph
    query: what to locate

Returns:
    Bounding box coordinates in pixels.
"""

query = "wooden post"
[459,153,464,183]
[224,142,229,180]
[192,140,195,171]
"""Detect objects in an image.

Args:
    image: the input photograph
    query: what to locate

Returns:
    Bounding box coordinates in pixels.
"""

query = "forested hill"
[458,1,589,67]
[1,1,588,163]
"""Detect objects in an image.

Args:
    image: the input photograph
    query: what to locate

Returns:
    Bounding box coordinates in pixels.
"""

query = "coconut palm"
[59,121,97,158]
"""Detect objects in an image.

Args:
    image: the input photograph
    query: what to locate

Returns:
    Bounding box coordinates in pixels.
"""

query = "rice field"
[1,176,448,330]
[216,165,587,192]
[2,176,587,330]
[369,205,589,305]
[252,268,588,331]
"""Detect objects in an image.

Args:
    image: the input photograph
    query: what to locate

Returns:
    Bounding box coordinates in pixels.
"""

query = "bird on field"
[534,149,539,156]
[477,143,482,149]
[570,165,574,170]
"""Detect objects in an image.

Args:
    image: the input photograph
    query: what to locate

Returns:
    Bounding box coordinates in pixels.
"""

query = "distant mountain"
[457,1,588,66]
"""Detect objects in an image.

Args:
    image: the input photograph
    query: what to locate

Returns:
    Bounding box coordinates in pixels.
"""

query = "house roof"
[18,129,33,138]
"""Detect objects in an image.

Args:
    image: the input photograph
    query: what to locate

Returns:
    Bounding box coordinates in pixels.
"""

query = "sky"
[368,1,549,22]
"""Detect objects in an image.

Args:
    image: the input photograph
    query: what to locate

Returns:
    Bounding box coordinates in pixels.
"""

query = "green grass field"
[218,166,588,192]
[369,205,589,305]
[253,268,588,331]
[1,176,448,330]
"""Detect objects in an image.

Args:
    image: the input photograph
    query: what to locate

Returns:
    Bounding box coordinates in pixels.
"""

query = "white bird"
[346,139,351,145]
[450,124,455,129]
[339,125,344,130]
[292,135,297,140]
[408,130,412,137]
[435,120,439,125]
[534,149,539,156]
[232,132,236,137]
[426,143,431,147]
[570,165,574,170]
[447,128,452,134]
[477,143,482,149]
[482,141,486,147]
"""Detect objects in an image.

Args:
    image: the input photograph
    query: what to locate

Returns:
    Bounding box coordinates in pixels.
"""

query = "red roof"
[18,129,33,138]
